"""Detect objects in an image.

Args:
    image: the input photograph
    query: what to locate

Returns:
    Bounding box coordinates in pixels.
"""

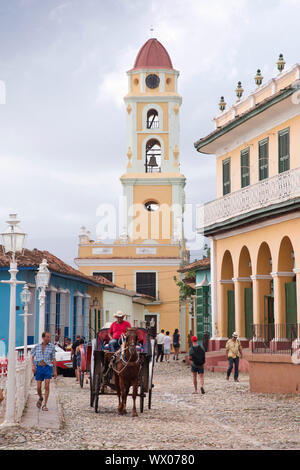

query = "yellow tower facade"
[76,38,187,342]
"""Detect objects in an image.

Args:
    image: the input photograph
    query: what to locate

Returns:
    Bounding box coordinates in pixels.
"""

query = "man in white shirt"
[156,329,165,363]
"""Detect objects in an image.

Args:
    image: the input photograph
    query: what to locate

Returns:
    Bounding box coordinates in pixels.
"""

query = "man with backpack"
[188,336,206,395]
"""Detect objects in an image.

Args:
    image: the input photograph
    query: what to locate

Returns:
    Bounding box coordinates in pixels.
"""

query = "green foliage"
[173,272,196,302]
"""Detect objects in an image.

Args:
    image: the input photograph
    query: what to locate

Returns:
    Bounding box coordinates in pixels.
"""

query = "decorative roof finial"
[219,96,226,112]
[277,54,286,73]
[235,81,244,101]
[150,25,154,38]
[255,69,263,88]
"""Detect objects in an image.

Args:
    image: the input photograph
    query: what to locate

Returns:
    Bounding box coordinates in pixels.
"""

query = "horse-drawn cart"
[90,327,155,415]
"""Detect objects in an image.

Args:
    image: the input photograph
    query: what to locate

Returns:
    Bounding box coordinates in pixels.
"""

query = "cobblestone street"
[1,358,300,450]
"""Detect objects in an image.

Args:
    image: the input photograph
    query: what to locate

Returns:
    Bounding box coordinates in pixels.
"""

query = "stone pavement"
[21,378,61,430]
[1,357,300,450]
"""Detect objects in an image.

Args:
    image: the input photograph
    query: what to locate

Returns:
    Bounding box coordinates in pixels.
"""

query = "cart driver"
[108,311,131,352]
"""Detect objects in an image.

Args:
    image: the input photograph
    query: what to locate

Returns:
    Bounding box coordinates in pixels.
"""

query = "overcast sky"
[0,0,299,266]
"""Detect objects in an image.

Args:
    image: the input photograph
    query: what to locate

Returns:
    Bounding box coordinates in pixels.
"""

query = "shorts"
[35,365,53,381]
[164,347,171,355]
[191,365,204,374]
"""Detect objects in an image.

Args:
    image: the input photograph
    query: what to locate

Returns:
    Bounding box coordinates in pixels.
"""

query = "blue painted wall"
[0,267,97,353]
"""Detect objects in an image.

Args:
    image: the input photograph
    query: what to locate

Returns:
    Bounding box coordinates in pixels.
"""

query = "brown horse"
[113,328,141,417]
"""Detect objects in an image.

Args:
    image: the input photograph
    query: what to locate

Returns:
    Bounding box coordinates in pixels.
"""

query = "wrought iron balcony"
[197,166,300,231]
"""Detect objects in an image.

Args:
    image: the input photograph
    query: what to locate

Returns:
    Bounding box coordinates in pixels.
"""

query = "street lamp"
[20,284,32,357]
[36,259,51,340]
[0,214,26,427]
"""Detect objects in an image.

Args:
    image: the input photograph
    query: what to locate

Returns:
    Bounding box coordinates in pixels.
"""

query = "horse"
[113,328,142,417]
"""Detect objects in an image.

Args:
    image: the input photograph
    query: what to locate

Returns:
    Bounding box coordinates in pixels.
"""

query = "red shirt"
[109,320,131,340]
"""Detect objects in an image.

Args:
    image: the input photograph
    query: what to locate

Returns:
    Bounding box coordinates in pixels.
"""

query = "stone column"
[272,271,295,340]
[233,278,252,340]
[294,269,300,326]
[210,238,217,339]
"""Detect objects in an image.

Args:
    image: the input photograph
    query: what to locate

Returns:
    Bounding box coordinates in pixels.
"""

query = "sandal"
[36,397,43,409]
[42,405,48,411]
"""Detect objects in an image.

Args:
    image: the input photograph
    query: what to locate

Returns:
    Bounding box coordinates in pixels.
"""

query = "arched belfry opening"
[145,138,161,173]
[147,109,159,129]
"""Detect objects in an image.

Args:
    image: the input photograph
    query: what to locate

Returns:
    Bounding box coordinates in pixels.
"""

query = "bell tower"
[121,38,186,244]
[77,38,188,346]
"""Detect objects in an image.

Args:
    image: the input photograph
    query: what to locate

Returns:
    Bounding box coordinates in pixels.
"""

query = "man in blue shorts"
[31,332,57,411]
[188,336,206,395]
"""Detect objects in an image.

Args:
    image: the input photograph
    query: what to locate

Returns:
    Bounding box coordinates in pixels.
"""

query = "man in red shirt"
[108,311,131,352]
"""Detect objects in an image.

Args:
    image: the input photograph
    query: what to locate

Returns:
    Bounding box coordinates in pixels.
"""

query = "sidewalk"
[21,379,61,430]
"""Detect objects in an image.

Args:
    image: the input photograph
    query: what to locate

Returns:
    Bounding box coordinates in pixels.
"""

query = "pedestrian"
[172,329,180,360]
[54,335,61,348]
[30,331,57,411]
[163,331,172,363]
[226,332,243,382]
[75,338,88,384]
[71,335,81,382]
[188,336,206,395]
[65,338,72,352]
[156,329,165,363]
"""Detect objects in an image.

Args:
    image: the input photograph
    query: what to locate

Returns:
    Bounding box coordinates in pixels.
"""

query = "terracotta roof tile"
[0,246,110,287]
[178,258,211,273]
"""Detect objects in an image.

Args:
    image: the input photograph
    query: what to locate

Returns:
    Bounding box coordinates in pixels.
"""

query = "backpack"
[191,346,205,366]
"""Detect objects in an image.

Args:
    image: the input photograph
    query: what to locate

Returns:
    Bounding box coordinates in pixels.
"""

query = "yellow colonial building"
[196,58,300,351]
[76,38,188,340]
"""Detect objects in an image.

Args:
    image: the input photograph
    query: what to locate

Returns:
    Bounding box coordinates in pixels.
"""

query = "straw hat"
[114,311,126,319]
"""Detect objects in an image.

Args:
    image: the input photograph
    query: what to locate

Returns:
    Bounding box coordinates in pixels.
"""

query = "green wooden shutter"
[244,288,253,339]
[285,282,297,325]
[259,138,269,181]
[223,159,231,196]
[241,148,250,188]
[279,128,290,173]
[196,286,211,341]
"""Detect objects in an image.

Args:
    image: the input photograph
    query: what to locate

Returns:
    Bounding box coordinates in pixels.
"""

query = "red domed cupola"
[133,38,173,70]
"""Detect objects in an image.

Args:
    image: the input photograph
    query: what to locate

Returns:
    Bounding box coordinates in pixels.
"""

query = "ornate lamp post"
[20,284,32,357]
[0,214,26,427]
[255,69,263,89]
[277,54,286,74]
[235,81,244,101]
[36,259,51,341]
[219,96,226,112]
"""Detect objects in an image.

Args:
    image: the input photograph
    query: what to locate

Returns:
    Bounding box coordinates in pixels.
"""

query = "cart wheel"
[90,373,94,407]
[94,363,103,413]
[139,383,145,413]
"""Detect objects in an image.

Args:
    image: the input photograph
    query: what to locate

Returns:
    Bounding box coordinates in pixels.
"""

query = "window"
[73,296,77,341]
[145,139,161,173]
[241,148,250,188]
[222,159,231,196]
[45,291,51,333]
[147,109,159,129]
[93,272,113,282]
[259,138,269,181]
[136,272,156,299]
[55,293,61,335]
[279,128,290,174]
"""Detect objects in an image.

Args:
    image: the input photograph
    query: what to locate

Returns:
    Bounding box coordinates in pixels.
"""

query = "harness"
[105,335,141,377]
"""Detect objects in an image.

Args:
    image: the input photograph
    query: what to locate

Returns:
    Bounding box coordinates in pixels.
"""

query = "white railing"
[0,355,33,424]
[197,167,300,231]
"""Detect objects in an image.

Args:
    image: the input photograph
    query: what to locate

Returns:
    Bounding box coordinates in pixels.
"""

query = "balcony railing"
[197,167,300,231]
[251,324,300,355]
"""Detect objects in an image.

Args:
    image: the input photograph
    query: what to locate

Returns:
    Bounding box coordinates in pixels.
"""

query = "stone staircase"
[204,349,249,374]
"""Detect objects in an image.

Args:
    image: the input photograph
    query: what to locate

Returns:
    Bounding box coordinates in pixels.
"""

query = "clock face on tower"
[146,74,160,89]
